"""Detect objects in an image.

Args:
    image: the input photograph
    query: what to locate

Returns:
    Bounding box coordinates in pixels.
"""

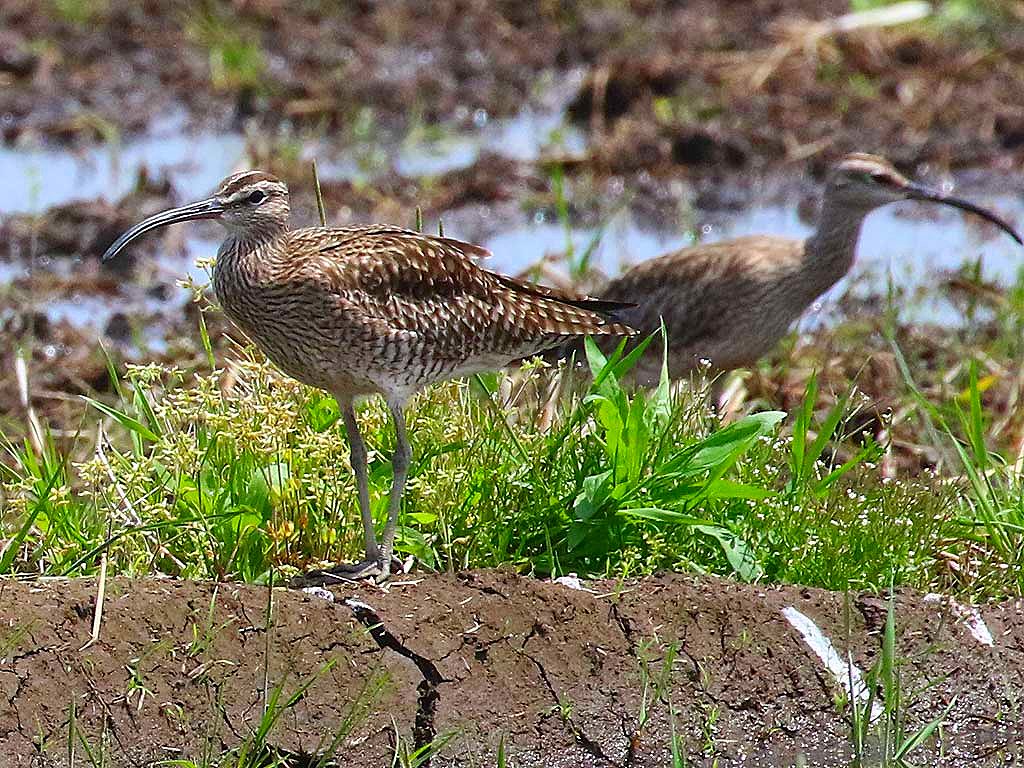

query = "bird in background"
[593,153,1023,386]
[102,170,636,581]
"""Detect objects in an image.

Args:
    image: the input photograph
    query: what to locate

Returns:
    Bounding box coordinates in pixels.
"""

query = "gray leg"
[289,399,382,586]
[341,399,380,564]
[378,398,411,575]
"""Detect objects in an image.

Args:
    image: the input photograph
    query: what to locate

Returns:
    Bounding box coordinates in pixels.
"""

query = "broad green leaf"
[305,396,341,432]
[703,479,774,501]
[574,470,613,522]
[680,411,785,475]
[694,524,763,581]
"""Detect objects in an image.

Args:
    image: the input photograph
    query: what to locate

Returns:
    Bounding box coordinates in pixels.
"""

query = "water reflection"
[0,112,246,214]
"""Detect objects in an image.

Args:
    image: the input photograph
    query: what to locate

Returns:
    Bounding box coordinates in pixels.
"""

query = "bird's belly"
[218,290,527,397]
[218,302,371,393]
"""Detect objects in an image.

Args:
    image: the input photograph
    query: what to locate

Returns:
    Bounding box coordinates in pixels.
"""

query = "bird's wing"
[602,236,801,350]
[491,272,637,316]
[287,226,634,351]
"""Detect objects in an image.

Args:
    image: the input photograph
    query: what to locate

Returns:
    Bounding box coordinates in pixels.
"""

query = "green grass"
[186,5,268,94]
[846,589,955,767]
[60,660,384,768]
[2,319,1022,599]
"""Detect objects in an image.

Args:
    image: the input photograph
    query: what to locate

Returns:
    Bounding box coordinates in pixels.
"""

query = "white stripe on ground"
[301,586,335,603]
[782,606,884,720]
[552,574,598,593]
[923,594,994,647]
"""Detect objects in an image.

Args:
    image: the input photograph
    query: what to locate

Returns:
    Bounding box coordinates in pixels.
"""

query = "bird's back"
[591,235,808,381]
[218,225,634,396]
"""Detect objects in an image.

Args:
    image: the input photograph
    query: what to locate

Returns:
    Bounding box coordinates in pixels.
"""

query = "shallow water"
[0,112,246,214]
[393,104,587,178]
[2,109,1022,340]
[44,293,116,329]
[315,75,587,182]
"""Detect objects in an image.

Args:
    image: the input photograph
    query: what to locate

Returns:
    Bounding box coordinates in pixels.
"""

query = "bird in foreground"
[102,170,637,580]
[593,153,1023,386]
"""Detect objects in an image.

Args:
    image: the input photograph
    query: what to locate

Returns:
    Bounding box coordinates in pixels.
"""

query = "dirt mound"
[1,571,1022,766]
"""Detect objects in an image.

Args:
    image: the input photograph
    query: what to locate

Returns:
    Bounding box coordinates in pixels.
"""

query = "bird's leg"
[289,400,382,587]
[341,400,380,565]
[378,398,411,577]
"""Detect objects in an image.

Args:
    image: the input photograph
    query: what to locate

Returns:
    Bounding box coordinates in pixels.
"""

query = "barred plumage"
[584,154,1022,385]
[102,171,637,581]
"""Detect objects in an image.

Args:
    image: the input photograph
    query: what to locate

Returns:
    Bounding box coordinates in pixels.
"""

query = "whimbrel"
[102,170,636,579]
[594,154,1022,385]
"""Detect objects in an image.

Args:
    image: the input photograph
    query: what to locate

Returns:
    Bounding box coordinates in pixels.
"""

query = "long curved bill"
[905,183,1023,245]
[102,197,224,262]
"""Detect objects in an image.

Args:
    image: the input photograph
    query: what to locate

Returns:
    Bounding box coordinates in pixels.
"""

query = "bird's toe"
[289,559,384,588]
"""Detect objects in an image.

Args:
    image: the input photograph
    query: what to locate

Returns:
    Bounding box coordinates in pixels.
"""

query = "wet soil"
[4,1,1024,173]
[1,571,1022,766]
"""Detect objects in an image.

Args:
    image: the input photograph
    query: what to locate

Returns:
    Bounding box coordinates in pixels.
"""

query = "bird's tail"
[494,274,638,337]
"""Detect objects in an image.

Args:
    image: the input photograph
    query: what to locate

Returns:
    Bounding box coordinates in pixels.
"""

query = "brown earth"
[1,571,1022,767]
[3,1,1024,172]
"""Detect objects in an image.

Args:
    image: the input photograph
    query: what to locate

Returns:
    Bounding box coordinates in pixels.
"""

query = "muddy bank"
[3,1,1024,174]
[1,571,1021,766]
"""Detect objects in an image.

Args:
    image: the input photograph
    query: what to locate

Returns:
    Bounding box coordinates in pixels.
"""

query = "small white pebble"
[302,586,335,603]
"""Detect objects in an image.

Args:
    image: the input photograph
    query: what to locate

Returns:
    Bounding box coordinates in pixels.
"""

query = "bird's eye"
[247,190,267,205]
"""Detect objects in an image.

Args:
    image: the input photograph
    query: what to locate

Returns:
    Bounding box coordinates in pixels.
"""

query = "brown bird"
[594,153,1023,385]
[102,170,636,580]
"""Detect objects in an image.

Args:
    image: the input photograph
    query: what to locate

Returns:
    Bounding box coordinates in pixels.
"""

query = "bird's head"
[102,170,291,262]
[826,153,1022,244]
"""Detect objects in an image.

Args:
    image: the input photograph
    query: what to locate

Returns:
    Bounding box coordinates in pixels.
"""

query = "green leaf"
[648,323,673,432]
[407,511,438,524]
[681,411,785,475]
[471,372,499,397]
[305,396,340,432]
[262,462,291,493]
[895,696,956,758]
[694,524,763,582]
[584,336,610,378]
[803,390,850,479]
[618,507,714,525]
[790,371,817,480]
[132,386,162,440]
[703,478,774,501]
[81,396,160,443]
[574,470,613,522]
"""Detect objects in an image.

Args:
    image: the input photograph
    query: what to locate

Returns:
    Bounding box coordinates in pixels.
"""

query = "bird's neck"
[801,196,871,300]
[213,229,286,301]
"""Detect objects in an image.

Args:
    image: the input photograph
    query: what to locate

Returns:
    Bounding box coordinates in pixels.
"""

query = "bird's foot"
[289,558,386,588]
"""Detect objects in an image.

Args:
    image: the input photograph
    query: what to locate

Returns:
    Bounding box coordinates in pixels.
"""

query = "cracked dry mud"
[1,571,1022,767]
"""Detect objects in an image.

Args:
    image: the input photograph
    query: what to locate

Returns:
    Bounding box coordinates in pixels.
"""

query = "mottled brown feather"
[214,224,636,398]
[581,235,811,384]
[215,170,280,197]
